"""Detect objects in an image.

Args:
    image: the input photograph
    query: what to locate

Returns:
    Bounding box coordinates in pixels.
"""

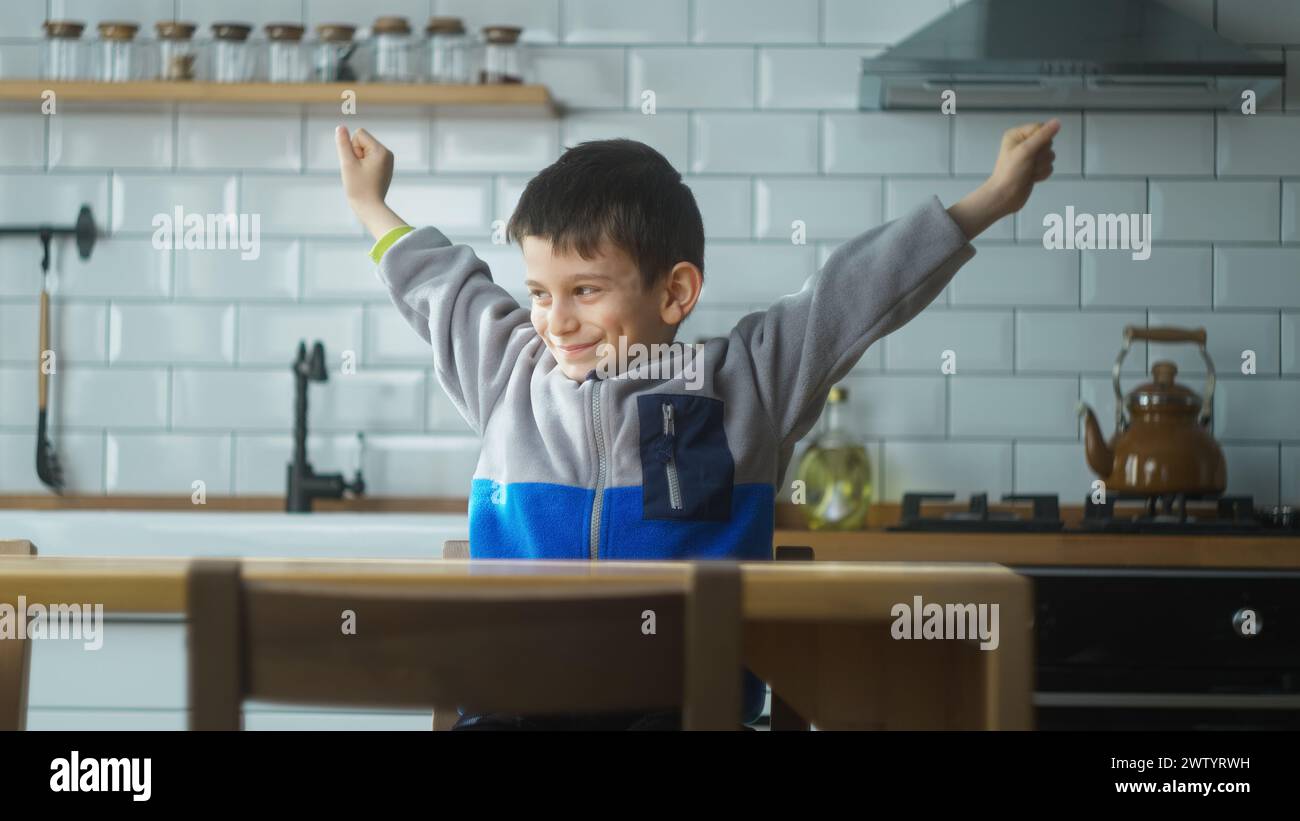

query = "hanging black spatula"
[2,206,97,493]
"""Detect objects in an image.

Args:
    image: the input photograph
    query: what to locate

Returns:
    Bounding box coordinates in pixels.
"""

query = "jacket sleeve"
[730,195,976,449]
[374,226,534,435]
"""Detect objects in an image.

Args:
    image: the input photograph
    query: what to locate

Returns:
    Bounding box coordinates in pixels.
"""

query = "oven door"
[1020,567,1300,730]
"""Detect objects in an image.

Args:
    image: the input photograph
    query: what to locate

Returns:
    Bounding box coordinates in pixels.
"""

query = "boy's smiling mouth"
[554,340,600,356]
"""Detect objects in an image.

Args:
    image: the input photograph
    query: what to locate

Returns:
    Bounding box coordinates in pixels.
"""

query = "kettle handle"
[1113,326,1215,429]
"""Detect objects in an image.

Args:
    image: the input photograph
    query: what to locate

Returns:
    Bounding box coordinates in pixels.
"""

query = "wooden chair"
[0,539,37,731]
[187,557,743,731]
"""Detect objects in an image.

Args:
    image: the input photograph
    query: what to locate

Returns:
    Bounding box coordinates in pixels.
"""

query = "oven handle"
[1036,692,1300,710]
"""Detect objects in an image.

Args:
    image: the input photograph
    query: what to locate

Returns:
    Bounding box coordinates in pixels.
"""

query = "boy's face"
[522,236,687,383]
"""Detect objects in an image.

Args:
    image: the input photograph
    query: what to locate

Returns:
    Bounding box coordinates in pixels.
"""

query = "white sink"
[0,509,468,559]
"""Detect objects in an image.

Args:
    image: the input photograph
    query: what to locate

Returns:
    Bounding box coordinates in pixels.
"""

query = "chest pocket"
[637,394,734,522]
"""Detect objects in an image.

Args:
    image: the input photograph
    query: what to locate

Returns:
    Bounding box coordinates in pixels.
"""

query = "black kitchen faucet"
[286,340,365,512]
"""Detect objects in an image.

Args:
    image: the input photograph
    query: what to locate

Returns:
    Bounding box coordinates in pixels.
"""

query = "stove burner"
[892,492,1064,532]
[890,491,1300,535]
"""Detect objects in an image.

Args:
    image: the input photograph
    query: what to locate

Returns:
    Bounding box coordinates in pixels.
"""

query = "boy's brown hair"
[507,138,705,291]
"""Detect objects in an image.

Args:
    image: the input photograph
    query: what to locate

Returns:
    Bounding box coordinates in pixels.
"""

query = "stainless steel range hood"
[860,0,1284,110]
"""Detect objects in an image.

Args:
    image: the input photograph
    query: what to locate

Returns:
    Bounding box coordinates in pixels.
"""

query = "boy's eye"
[529,290,549,302]
[576,286,598,296]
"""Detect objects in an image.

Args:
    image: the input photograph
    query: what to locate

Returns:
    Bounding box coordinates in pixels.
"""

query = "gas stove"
[890,492,1300,536]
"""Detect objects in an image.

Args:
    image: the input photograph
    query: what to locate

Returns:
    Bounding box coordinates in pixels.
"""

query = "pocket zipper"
[662,402,683,511]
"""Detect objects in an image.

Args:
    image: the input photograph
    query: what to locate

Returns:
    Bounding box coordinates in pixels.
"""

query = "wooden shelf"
[0,80,554,110]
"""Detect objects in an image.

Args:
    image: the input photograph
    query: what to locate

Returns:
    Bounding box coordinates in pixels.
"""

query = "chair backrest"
[442,539,470,559]
[0,540,37,731]
[188,559,742,730]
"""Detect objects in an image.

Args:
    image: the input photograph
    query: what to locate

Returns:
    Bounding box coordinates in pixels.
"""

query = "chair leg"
[683,562,743,731]
[188,559,244,731]
[0,540,35,731]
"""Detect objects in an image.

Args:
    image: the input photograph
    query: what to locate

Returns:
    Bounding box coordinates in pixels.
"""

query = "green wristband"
[369,225,415,263]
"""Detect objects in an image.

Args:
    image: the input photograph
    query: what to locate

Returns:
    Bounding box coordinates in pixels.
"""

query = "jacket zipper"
[662,402,683,511]
[588,379,607,560]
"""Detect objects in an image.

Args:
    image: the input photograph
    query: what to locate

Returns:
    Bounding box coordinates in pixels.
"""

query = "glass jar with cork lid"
[478,25,525,84]
[265,23,306,82]
[425,17,468,83]
[156,21,197,81]
[314,24,362,82]
[95,21,145,82]
[371,16,417,82]
[211,23,255,82]
[42,20,87,80]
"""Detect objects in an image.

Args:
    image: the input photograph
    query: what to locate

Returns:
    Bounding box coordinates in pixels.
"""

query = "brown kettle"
[1078,326,1226,496]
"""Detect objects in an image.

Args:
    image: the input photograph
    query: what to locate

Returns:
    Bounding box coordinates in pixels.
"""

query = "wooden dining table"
[0,555,1033,730]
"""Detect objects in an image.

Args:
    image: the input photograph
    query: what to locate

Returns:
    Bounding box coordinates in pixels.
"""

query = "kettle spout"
[1077,402,1114,479]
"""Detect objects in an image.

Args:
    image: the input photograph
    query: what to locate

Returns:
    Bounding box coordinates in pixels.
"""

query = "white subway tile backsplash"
[172,369,292,430]
[0,173,108,226]
[241,175,360,236]
[838,374,946,438]
[1214,379,1300,440]
[1013,441,1093,501]
[1214,248,1300,308]
[822,113,949,175]
[562,112,690,171]
[1082,247,1211,308]
[1016,311,1148,373]
[1285,181,1300,243]
[177,0,304,29]
[700,242,816,303]
[1015,180,1148,243]
[691,112,818,174]
[758,48,874,110]
[1217,0,1300,44]
[472,246,529,300]
[0,431,104,493]
[0,301,107,364]
[693,0,818,43]
[563,0,689,43]
[884,309,1013,373]
[1084,113,1213,176]
[304,0,427,30]
[1150,181,1280,242]
[0,367,32,428]
[628,48,754,109]
[311,370,427,432]
[886,179,1013,240]
[882,441,1013,502]
[105,432,233,494]
[385,177,493,237]
[953,112,1082,177]
[49,108,173,170]
[303,239,387,300]
[1288,50,1300,112]
[57,366,169,429]
[178,109,303,171]
[433,115,560,173]
[822,0,950,45]
[1281,313,1300,373]
[306,113,430,172]
[1221,444,1280,505]
[47,238,171,299]
[529,47,626,108]
[427,379,475,433]
[237,305,363,366]
[1217,115,1300,176]
[176,241,300,300]
[109,303,236,364]
[350,433,481,496]
[0,0,45,38]
[1154,0,1214,28]
[950,377,1078,438]
[437,0,561,44]
[367,304,435,365]
[0,106,46,169]
[111,174,239,234]
[950,244,1079,307]
[1147,311,1280,376]
[686,177,752,240]
[679,304,764,346]
[755,177,881,240]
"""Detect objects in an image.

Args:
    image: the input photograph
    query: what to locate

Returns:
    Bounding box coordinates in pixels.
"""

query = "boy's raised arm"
[734,119,1060,450]
[337,126,533,434]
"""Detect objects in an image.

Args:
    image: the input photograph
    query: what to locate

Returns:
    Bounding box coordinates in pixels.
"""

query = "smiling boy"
[336,119,1059,728]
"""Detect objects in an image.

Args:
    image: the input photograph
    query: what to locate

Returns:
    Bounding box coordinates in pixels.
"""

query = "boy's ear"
[659,261,703,326]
